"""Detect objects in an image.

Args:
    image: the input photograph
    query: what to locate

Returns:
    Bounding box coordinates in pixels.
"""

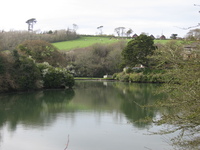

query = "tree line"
[0,29,79,51]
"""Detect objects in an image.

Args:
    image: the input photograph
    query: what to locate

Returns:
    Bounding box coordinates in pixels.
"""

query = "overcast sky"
[0,0,199,38]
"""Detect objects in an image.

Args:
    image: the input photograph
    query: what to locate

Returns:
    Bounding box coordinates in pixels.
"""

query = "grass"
[53,36,124,51]
[53,36,182,51]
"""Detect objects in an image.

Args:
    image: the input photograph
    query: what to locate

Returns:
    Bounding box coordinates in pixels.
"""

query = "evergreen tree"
[121,34,156,68]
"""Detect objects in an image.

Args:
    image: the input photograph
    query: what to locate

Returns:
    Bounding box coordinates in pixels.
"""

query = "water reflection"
[0,82,162,130]
[0,89,75,131]
[0,81,168,150]
[73,81,162,128]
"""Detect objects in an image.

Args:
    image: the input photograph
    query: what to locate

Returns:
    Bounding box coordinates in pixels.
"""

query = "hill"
[53,36,126,51]
[53,36,178,51]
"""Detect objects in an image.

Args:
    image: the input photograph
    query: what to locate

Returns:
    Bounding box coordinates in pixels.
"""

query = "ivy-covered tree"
[121,34,156,68]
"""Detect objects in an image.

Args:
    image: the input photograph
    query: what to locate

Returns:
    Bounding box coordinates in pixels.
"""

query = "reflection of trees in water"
[0,89,74,131]
[74,81,163,129]
[113,82,163,128]
[0,81,163,133]
[73,81,123,111]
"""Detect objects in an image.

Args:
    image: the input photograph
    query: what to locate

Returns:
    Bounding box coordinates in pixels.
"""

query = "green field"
[53,36,179,51]
[53,36,123,51]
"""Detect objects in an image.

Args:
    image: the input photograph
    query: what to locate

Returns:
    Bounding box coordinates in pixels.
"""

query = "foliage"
[0,51,42,92]
[121,34,156,68]
[0,53,5,74]
[0,52,16,92]
[13,55,41,90]
[186,28,200,41]
[0,30,78,51]
[114,71,167,83]
[37,62,74,89]
[66,41,126,77]
[149,41,184,70]
[0,51,75,92]
[116,39,200,149]
[148,41,200,149]
[17,40,66,67]
[154,61,200,149]
[170,34,178,39]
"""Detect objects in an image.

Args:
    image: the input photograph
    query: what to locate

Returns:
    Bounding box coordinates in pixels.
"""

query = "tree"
[114,27,126,37]
[149,41,200,149]
[97,26,103,35]
[170,33,178,39]
[114,27,120,37]
[121,34,156,68]
[17,40,66,67]
[186,28,200,40]
[26,18,37,32]
[73,24,78,32]
[126,28,133,37]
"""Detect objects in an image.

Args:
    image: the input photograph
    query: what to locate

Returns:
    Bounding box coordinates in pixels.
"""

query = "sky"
[0,0,200,38]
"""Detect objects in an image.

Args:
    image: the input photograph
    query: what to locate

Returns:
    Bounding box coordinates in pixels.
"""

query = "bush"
[115,72,130,82]
[14,56,41,90]
[17,40,66,67]
[129,73,142,82]
[0,54,5,74]
[38,63,74,89]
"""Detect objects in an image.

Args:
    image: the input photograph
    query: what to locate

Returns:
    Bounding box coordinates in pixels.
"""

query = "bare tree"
[26,18,37,32]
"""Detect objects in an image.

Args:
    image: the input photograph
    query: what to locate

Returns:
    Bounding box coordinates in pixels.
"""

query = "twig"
[144,146,152,150]
[64,135,70,150]
[174,23,200,30]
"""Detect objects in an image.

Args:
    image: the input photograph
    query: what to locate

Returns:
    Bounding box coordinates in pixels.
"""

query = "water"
[0,81,173,150]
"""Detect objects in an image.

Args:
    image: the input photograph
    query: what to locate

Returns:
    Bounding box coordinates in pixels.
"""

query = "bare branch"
[64,135,70,150]
[174,23,200,30]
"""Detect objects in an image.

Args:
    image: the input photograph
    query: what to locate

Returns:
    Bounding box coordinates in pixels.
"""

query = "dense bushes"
[114,40,199,83]
[114,71,167,83]
[0,41,75,93]
[17,40,66,67]
[13,55,42,90]
[37,63,74,89]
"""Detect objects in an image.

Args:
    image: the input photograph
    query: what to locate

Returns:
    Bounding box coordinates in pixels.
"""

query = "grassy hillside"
[53,36,179,51]
[53,36,123,51]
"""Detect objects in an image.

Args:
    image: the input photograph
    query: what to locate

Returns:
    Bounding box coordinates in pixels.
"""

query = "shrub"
[0,54,5,74]
[17,40,66,67]
[115,72,130,82]
[14,56,41,90]
[129,73,142,82]
[38,62,74,89]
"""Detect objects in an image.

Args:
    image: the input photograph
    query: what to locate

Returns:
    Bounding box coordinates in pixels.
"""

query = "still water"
[0,81,173,150]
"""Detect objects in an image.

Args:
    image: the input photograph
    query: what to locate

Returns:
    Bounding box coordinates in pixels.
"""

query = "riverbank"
[74,77,115,81]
